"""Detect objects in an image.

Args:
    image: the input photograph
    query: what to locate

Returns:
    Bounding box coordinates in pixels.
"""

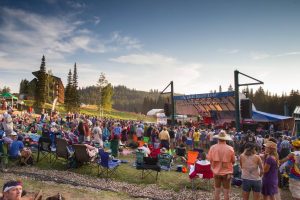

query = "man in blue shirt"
[9,133,24,159]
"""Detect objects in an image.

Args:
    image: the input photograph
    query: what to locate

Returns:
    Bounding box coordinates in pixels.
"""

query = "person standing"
[159,127,170,150]
[280,139,300,200]
[207,130,235,200]
[136,125,144,141]
[279,136,291,160]
[169,127,176,150]
[262,141,279,200]
[92,121,103,147]
[83,118,91,142]
[240,143,263,200]
[110,123,121,157]
[193,128,200,149]
[77,121,85,143]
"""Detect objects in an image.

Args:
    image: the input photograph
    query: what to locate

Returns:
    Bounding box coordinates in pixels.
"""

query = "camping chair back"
[158,153,172,170]
[98,149,119,180]
[141,157,160,180]
[72,144,91,164]
[189,161,213,190]
[0,140,5,155]
[38,137,52,152]
[150,148,160,158]
[99,149,110,168]
[138,141,145,147]
[135,150,145,166]
[143,137,150,143]
[0,141,9,169]
[37,137,53,163]
[190,162,213,179]
[187,151,199,166]
[176,147,186,157]
[55,138,69,159]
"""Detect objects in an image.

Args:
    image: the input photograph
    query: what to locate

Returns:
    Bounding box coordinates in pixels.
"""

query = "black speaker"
[164,103,170,117]
[210,110,218,120]
[241,99,252,119]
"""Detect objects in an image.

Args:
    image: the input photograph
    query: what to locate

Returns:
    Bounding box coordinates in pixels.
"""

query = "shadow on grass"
[32,151,193,192]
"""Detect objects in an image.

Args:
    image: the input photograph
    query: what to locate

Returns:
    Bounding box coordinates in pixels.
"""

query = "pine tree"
[72,63,80,111]
[35,55,47,109]
[64,69,73,112]
[40,55,46,73]
[19,79,29,94]
[97,72,108,111]
[102,83,113,110]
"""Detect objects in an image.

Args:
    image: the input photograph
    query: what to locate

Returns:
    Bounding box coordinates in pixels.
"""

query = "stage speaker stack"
[241,99,252,119]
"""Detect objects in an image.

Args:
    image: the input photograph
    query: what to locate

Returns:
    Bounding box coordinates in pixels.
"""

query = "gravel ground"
[0,167,242,200]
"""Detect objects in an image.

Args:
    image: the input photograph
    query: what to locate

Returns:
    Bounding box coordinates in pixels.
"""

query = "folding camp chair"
[0,141,9,170]
[136,156,161,181]
[52,138,69,168]
[135,150,145,167]
[186,150,199,167]
[143,137,150,143]
[189,160,213,190]
[36,137,55,163]
[98,149,120,181]
[0,142,22,168]
[158,153,173,171]
[150,148,160,158]
[72,144,95,167]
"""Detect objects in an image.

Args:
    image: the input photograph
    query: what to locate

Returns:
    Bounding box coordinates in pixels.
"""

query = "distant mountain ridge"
[79,85,167,114]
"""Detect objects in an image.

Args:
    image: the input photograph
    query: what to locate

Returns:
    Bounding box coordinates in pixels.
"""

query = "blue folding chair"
[98,149,120,181]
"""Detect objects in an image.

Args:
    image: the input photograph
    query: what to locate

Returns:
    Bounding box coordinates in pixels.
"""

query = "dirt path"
[1,166,244,200]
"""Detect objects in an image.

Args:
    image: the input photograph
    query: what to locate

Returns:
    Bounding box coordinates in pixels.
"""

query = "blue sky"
[0,0,299,95]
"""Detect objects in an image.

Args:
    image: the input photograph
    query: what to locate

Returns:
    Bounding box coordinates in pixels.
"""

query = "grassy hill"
[22,100,156,122]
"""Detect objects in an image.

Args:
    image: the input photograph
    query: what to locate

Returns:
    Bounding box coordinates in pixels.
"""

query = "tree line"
[16,56,299,116]
[243,86,300,116]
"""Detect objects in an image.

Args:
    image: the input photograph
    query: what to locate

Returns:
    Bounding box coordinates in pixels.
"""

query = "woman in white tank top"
[240,143,264,200]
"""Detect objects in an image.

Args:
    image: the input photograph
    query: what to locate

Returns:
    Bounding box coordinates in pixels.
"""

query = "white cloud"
[94,16,101,25]
[67,1,86,9]
[110,53,176,65]
[0,7,144,92]
[110,32,142,50]
[250,52,271,60]
[0,7,143,65]
[218,48,240,54]
[251,51,300,60]
[109,53,203,93]
[277,51,300,57]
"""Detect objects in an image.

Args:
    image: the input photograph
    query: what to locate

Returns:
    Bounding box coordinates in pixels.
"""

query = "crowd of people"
[0,109,300,200]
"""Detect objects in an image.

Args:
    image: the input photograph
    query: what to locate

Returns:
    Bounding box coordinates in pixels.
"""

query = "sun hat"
[263,141,277,149]
[292,139,300,148]
[160,147,168,153]
[11,131,17,136]
[213,130,232,141]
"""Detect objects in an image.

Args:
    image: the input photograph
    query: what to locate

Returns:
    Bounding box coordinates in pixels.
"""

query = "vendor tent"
[0,92,18,100]
[252,110,292,122]
[147,109,164,116]
[0,92,18,107]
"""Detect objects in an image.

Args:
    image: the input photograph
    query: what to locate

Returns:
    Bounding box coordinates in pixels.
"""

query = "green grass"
[31,151,203,192]
[30,151,293,199]
[22,100,156,122]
